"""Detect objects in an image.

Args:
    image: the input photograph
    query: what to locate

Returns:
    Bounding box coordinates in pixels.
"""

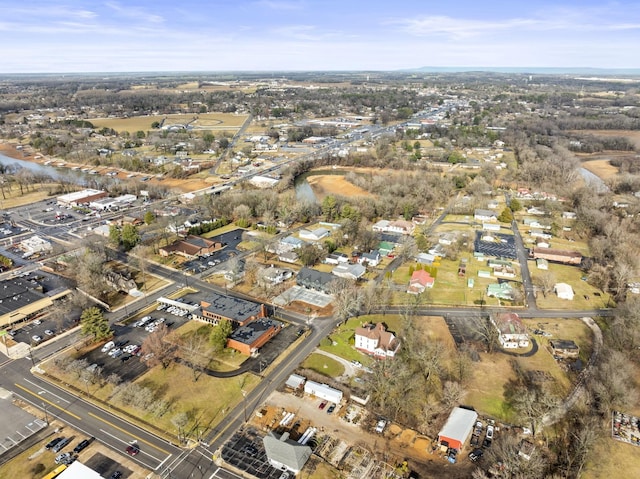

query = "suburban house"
[258,266,294,285]
[439,232,457,246]
[493,265,516,279]
[304,381,343,404]
[549,339,580,359]
[159,235,222,259]
[324,252,349,265]
[530,248,582,265]
[378,241,395,256]
[263,431,312,474]
[278,251,298,264]
[527,207,546,216]
[523,218,551,229]
[226,318,283,355]
[372,219,415,235]
[407,269,435,294]
[438,407,478,450]
[482,223,501,232]
[358,250,381,267]
[354,322,401,359]
[486,282,515,300]
[492,313,529,349]
[296,268,335,294]
[195,292,267,327]
[331,263,366,280]
[299,227,330,241]
[554,283,574,300]
[530,229,552,240]
[474,209,497,222]
[416,252,436,265]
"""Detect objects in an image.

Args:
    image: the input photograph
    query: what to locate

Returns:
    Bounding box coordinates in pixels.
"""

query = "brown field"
[581,159,620,179]
[89,113,249,134]
[571,129,640,148]
[307,175,373,199]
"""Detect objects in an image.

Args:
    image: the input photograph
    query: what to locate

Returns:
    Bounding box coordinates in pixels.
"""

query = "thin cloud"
[105,1,164,24]
[393,14,640,39]
[254,0,304,10]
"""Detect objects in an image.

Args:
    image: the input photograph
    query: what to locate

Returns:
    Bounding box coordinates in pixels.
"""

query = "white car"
[101,341,115,353]
[486,425,495,441]
[375,419,387,433]
[32,335,42,343]
[108,348,122,357]
[33,319,42,325]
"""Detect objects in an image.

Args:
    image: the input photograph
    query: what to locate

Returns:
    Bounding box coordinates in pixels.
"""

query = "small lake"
[578,167,609,193]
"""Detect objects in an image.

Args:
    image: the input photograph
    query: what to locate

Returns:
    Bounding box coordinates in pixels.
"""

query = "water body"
[578,167,609,193]
[0,152,104,187]
[293,169,348,202]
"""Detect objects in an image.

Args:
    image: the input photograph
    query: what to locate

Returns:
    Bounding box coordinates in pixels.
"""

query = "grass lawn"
[584,437,640,479]
[0,183,54,208]
[392,255,522,307]
[89,113,249,134]
[201,224,243,238]
[531,262,613,310]
[302,353,344,378]
[522,318,594,364]
[0,435,62,479]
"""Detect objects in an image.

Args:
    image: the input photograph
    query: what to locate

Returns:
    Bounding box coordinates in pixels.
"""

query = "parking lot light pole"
[41,402,50,425]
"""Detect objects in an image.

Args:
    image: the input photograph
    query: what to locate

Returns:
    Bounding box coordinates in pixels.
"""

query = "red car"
[318,401,327,410]
[126,445,140,456]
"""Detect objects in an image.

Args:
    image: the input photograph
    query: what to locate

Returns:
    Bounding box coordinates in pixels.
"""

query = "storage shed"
[303,380,343,404]
[438,407,478,450]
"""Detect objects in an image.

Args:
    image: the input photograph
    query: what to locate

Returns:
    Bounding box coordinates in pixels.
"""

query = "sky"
[1,0,640,73]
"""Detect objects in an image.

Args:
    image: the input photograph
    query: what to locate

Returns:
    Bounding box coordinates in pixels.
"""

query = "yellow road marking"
[14,383,81,420]
[88,412,170,454]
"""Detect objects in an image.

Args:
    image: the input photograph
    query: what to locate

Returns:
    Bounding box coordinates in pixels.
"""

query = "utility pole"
[42,402,50,425]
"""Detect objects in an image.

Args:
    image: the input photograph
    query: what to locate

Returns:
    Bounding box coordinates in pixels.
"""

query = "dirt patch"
[307,175,372,200]
[581,159,620,180]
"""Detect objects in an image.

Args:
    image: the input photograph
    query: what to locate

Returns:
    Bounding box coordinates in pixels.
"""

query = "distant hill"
[407,66,640,75]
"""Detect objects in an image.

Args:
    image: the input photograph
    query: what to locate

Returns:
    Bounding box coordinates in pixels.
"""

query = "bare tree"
[328,278,362,322]
[141,325,177,369]
[180,333,213,382]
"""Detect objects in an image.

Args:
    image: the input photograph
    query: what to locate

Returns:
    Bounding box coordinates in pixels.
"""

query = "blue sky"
[1,0,640,72]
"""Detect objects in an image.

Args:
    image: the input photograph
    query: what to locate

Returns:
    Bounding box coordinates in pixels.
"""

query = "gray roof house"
[296,268,335,293]
[263,431,312,473]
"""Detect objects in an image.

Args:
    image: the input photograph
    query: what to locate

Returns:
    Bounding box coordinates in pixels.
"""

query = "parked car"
[469,448,484,462]
[33,319,42,325]
[111,472,122,479]
[45,437,63,450]
[375,419,387,433]
[108,348,122,357]
[44,329,55,336]
[52,437,71,453]
[101,341,115,353]
[55,452,73,465]
[32,335,42,343]
[73,438,92,453]
[318,401,327,410]
[486,425,494,441]
[327,404,336,414]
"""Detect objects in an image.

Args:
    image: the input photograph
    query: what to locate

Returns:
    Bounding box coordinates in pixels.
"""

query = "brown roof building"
[530,247,582,265]
[159,235,222,259]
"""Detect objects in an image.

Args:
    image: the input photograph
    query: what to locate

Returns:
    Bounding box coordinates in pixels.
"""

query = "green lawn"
[531,261,613,310]
[302,353,345,378]
[201,224,244,238]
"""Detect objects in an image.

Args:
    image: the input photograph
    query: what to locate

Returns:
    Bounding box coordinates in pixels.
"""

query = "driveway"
[313,349,357,379]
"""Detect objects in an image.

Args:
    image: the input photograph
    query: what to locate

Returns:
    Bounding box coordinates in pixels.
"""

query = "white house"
[358,250,381,267]
[303,381,343,404]
[492,313,530,349]
[354,322,401,359]
[554,283,574,300]
[474,209,497,221]
[299,227,330,241]
[483,223,501,232]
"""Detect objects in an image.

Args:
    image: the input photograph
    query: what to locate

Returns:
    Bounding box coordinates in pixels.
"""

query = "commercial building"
[438,407,478,450]
[56,189,107,207]
[0,275,71,328]
[226,318,283,355]
[263,431,312,474]
[303,380,343,404]
[196,292,267,327]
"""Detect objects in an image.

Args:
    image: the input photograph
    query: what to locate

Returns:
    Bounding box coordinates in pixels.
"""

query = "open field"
[306,174,373,200]
[522,318,594,363]
[89,113,249,134]
[530,261,613,310]
[582,159,620,179]
[301,353,344,378]
[584,434,640,479]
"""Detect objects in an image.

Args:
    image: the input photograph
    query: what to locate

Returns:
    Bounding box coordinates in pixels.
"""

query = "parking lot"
[474,231,517,259]
[183,229,245,274]
[221,428,287,479]
[84,451,132,478]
